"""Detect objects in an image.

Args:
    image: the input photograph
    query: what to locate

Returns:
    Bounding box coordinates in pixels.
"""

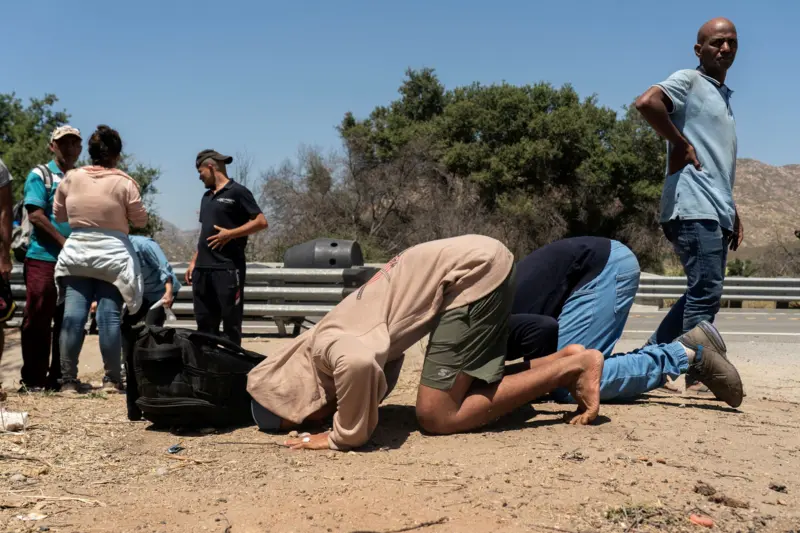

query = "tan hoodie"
[247,234,514,450]
[53,166,148,233]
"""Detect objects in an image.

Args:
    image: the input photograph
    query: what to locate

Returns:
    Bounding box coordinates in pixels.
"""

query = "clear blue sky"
[3,0,796,230]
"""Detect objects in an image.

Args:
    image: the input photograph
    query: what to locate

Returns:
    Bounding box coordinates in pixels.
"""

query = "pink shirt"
[53,166,148,234]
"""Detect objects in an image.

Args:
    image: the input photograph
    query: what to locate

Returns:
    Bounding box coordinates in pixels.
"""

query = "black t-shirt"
[512,237,612,318]
[195,180,262,269]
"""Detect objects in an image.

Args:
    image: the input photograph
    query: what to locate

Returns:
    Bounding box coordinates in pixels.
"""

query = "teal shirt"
[656,68,738,231]
[23,160,72,262]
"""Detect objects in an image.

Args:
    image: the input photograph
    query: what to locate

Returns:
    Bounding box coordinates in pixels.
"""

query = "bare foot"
[564,349,603,425]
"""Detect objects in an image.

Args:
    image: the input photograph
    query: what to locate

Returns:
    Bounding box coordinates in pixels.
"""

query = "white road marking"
[624,330,800,337]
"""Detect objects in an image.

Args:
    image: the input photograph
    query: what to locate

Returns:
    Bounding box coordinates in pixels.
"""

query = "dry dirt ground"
[2,330,800,533]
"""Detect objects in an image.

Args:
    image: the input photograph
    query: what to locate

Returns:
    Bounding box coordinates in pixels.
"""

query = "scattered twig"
[0,453,53,469]
[221,513,232,533]
[524,524,582,533]
[625,429,642,442]
[165,455,216,465]
[84,420,143,425]
[762,421,800,430]
[690,448,721,458]
[712,470,752,482]
[5,494,105,507]
[625,516,644,533]
[207,441,284,447]
[761,398,800,407]
[350,516,448,533]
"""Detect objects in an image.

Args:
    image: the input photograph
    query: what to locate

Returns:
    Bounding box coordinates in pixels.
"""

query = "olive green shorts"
[420,266,515,391]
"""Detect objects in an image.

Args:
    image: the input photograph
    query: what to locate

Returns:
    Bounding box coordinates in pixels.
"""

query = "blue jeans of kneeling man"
[550,241,688,402]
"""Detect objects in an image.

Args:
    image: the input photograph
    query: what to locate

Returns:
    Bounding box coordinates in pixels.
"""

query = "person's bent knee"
[415,406,453,435]
[561,344,585,355]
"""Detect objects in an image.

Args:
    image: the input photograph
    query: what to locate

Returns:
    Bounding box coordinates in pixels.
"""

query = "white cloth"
[54,229,143,314]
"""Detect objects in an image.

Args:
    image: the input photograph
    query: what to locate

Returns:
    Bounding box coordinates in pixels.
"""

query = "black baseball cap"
[196,149,233,168]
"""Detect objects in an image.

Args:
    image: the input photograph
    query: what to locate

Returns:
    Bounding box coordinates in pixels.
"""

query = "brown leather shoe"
[678,321,743,408]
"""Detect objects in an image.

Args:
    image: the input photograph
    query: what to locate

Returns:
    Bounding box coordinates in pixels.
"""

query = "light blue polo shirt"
[656,68,737,231]
[129,235,182,303]
[23,160,73,262]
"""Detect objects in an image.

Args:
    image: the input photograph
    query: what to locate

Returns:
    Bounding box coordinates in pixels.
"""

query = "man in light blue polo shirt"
[635,17,741,396]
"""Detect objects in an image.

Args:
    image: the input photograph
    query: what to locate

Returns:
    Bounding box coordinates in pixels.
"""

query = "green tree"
[0,91,162,236]
[727,258,758,277]
[337,69,669,268]
[0,93,69,199]
[119,156,162,237]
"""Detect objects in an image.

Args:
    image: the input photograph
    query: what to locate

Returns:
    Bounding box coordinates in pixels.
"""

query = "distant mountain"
[731,159,800,258]
[155,220,198,262]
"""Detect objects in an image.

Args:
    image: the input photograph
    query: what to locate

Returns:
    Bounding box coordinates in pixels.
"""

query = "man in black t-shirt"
[185,150,268,345]
[508,237,743,407]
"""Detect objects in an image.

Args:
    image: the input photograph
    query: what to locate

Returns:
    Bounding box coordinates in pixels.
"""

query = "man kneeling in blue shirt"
[508,237,744,408]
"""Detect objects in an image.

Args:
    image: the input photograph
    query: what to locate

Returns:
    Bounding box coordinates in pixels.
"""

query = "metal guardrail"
[6,265,799,335]
[636,275,800,306]
[7,263,381,336]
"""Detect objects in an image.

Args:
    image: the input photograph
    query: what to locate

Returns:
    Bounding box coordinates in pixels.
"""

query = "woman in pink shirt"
[53,125,148,394]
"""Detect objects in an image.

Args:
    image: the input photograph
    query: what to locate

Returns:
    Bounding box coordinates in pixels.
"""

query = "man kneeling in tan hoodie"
[246,235,604,451]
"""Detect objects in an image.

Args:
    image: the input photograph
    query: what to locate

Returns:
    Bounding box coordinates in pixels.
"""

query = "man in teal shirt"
[19,125,81,392]
[635,18,741,396]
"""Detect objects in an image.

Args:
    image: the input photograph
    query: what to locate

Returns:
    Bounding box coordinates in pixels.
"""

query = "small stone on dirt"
[9,474,26,483]
[708,494,749,509]
[522,480,532,488]
[155,467,169,476]
[694,481,717,497]
[769,482,787,493]
[561,450,586,462]
[288,431,299,438]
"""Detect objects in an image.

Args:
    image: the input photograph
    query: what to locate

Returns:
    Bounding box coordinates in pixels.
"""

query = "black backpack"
[126,326,266,428]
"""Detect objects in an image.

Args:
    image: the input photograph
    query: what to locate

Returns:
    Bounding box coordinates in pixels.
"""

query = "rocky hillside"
[155,220,198,262]
[732,159,800,257]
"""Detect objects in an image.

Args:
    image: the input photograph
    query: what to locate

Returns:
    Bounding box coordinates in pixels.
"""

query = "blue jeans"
[59,277,124,384]
[647,219,730,345]
[554,241,688,401]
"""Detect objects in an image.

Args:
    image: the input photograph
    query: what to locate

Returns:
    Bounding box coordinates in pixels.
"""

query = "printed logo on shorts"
[437,368,454,379]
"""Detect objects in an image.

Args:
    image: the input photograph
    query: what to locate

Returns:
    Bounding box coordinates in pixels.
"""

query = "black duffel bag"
[126,326,265,428]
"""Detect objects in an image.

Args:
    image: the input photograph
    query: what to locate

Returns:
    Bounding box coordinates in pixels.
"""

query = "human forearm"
[228,214,268,239]
[29,211,66,248]
[327,337,385,450]
[634,87,689,147]
[0,187,12,257]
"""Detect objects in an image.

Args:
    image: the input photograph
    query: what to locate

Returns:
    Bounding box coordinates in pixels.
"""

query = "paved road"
[623,308,800,341]
[167,308,800,341]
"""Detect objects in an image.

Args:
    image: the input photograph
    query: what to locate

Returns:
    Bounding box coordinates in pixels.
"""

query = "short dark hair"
[88,125,123,167]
